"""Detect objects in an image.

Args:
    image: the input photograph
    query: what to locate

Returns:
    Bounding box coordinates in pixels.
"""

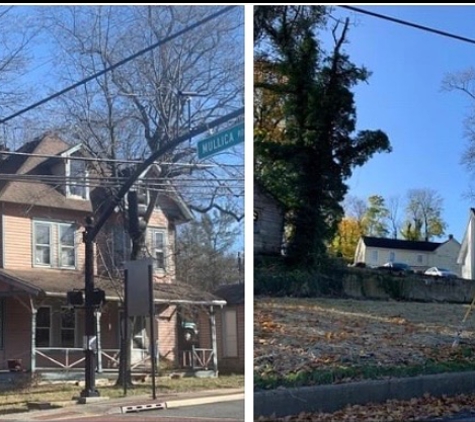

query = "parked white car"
[424,267,457,278]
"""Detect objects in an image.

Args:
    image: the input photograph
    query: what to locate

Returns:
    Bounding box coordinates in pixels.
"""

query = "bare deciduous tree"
[31,5,244,229]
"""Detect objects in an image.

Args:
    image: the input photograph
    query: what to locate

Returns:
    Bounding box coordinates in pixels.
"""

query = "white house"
[457,208,475,280]
[354,235,461,275]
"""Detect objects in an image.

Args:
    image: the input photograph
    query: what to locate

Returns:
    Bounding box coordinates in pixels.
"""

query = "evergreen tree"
[254,6,391,266]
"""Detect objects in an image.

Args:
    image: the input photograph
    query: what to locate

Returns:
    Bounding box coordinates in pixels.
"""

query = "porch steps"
[121,402,167,413]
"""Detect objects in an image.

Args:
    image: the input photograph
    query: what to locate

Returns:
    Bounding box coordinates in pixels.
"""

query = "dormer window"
[57,144,90,200]
[64,152,89,200]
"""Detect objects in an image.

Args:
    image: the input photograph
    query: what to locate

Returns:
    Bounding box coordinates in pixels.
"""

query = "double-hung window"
[61,307,76,347]
[65,153,89,200]
[33,221,76,269]
[34,223,52,266]
[151,229,166,271]
[36,307,51,347]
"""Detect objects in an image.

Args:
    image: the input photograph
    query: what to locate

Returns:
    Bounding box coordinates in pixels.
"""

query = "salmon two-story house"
[0,133,226,377]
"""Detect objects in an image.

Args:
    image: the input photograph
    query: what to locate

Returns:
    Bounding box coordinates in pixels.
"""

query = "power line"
[339,5,475,45]
[0,5,237,125]
[0,150,243,168]
[0,149,245,168]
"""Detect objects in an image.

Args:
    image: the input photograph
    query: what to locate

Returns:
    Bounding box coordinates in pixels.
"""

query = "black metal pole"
[148,263,156,400]
[81,217,99,398]
[124,269,129,397]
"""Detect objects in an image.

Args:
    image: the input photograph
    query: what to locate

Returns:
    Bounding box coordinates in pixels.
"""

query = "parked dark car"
[377,262,414,276]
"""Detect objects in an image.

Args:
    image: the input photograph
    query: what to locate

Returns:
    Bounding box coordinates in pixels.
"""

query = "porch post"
[209,305,218,376]
[31,307,37,373]
[96,311,102,373]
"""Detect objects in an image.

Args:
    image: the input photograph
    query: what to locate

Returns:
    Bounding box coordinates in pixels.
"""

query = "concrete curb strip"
[165,392,245,409]
[254,371,475,418]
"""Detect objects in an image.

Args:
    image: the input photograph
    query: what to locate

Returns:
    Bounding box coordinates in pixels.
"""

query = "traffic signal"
[92,288,106,306]
[67,289,84,306]
[127,189,148,239]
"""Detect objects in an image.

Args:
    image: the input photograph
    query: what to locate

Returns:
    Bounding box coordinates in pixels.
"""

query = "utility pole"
[79,107,243,398]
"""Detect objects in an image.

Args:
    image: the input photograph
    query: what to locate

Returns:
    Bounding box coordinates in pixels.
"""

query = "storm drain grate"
[121,402,167,413]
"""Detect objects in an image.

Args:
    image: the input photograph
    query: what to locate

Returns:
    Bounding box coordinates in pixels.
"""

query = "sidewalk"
[0,387,244,421]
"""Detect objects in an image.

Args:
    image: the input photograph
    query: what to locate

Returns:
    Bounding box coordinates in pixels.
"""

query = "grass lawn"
[0,373,244,415]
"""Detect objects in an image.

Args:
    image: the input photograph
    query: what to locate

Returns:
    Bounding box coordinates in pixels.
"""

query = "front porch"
[0,268,226,380]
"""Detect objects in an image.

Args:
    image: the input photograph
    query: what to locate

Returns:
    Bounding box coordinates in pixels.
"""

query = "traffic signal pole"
[81,217,99,397]
[80,107,243,398]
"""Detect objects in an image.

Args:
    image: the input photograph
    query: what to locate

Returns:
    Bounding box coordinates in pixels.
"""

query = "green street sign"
[197,122,244,159]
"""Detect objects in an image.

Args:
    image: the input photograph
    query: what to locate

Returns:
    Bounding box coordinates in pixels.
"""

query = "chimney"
[448,234,453,240]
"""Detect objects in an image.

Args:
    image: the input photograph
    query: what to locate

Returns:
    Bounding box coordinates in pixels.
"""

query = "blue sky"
[326,5,475,242]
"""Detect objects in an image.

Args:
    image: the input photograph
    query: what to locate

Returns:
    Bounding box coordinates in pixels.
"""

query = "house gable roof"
[213,283,244,305]
[114,164,194,224]
[0,133,92,213]
[361,236,442,252]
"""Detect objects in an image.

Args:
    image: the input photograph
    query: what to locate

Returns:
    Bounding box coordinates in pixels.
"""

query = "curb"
[254,371,475,418]
[165,392,245,409]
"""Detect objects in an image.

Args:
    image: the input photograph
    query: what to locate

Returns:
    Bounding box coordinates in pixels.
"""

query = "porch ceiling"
[0,268,226,306]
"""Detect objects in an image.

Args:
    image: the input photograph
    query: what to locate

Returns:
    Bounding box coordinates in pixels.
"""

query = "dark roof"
[362,236,442,252]
[0,133,92,213]
[0,268,224,305]
[254,179,285,209]
[213,283,244,305]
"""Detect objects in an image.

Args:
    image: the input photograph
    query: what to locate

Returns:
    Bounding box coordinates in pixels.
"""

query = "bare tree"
[176,208,241,292]
[0,6,44,149]
[387,195,401,239]
[343,195,367,230]
[402,188,446,241]
[442,69,475,197]
[37,6,244,218]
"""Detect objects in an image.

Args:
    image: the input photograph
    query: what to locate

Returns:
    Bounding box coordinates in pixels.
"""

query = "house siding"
[157,305,177,364]
[432,240,462,276]
[2,205,87,271]
[0,213,3,268]
[3,214,33,269]
[459,213,475,280]
[356,237,461,274]
[197,304,244,374]
[254,184,284,256]
[217,304,244,374]
[3,296,31,370]
[364,246,433,269]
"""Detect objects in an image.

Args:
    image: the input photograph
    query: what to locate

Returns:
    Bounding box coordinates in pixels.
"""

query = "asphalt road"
[25,399,245,422]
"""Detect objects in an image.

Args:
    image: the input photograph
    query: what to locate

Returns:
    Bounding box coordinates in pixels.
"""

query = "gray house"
[254,181,285,256]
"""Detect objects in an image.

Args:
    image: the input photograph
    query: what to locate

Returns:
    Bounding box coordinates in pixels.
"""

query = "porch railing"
[34,348,85,371]
[33,348,152,372]
[182,347,215,370]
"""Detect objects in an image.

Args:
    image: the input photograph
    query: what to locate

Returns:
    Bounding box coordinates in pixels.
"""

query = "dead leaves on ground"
[255,298,475,385]
[256,393,475,421]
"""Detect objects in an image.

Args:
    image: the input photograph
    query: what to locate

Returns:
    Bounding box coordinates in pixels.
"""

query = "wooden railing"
[182,347,214,370]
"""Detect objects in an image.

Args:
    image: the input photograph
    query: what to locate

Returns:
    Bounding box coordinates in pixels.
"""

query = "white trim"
[1,213,4,269]
[32,220,77,269]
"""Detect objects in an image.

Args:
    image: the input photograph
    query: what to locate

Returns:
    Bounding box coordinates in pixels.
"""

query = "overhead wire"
[0,5,238,125]
[339,5,475,45]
